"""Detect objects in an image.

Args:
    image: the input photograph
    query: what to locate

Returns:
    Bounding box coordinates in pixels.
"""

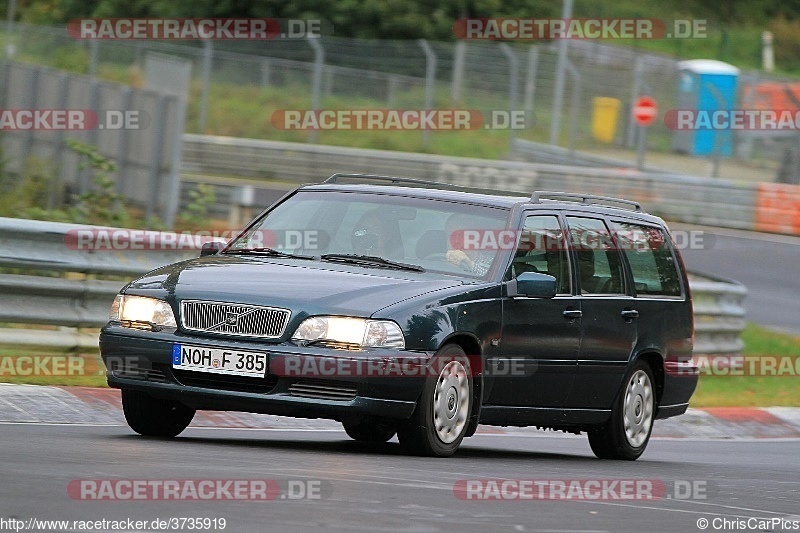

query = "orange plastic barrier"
[741,82,800,111]
[755,183,800,235]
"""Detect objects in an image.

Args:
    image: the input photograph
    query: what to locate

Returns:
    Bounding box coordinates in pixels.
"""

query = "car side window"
[613,222,682,297]
[566,216,626,295]
[511,215,571,294]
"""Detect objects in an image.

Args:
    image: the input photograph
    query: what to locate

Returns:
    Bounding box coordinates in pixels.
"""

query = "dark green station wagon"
[100,174,698,460]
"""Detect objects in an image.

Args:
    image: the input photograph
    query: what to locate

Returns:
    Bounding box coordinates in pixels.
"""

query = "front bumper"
[99,325,432,422]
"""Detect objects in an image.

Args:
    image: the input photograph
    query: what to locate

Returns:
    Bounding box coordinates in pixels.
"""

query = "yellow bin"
[592,97,621,143]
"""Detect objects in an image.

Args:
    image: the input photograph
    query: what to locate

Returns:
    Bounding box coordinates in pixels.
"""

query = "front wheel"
[121,389,195,437]
[588,360,655,460]
[397,344,473,457]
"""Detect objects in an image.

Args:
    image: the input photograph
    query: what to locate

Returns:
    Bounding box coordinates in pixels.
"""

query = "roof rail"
[323,173,445,187]
[321,173,529,197]
[530,191,643,212]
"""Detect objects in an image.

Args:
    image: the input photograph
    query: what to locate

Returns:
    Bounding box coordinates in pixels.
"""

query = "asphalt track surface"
[2,423,799,533]
[677,224,800,335]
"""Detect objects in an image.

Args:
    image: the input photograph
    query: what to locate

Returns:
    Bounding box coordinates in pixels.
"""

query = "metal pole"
[636,82,653,171]
[523,45,539,113]
[418,39,437,148]
[549,0,572,145]
[451,40,465,106]
[500,43,519,146]
[198,39,212,132]
[626,55,644,148]
[564,60,581,160]
[165,95,187,227]
[636,126,646,170]
[5,0,16,58]
[88,40,98,78]
[147,95,168,221]
[308,37,324,144]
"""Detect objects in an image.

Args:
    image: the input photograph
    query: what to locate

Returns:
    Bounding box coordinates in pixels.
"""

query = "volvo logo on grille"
[224,312,239,326]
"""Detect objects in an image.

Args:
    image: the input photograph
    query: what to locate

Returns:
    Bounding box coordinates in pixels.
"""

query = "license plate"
[172,344,267,378]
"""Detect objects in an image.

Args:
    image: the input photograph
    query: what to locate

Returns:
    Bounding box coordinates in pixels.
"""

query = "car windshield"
[226,190,511,279]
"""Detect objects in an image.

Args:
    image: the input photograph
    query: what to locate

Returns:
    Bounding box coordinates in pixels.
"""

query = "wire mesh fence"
[5,22,800,168]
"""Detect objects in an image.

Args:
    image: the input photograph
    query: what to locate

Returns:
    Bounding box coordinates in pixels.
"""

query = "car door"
[563,215,638,410]
[490,213,579,408]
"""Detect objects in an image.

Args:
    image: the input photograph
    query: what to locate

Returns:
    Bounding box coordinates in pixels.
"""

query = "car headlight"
[292,316,405,349]
[109,295,177,329]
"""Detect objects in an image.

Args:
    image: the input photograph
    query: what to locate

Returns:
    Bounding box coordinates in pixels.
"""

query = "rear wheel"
[588,360,655,460]
[121,389,195,437]
[397,344,473,457]
[342,418,397,443]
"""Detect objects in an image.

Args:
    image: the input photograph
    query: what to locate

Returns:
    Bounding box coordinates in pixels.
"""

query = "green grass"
[690,323,800,407]
[0,344,106,387]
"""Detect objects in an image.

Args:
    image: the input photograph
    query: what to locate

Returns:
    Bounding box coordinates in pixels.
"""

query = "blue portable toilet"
[671,59,739,156]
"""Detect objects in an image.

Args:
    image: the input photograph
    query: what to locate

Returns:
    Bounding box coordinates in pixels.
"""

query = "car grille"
[180,300,291,338]
[171,368,279,394]
[110,366,168,383]
[288,380,358,401]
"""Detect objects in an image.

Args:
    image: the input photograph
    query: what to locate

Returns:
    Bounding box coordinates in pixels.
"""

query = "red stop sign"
[633,96,657,127]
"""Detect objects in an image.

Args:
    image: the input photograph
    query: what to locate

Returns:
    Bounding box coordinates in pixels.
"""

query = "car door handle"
[621,309,639,319]
[562,309,582,319]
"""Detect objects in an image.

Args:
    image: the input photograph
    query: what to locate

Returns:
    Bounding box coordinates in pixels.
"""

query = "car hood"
[126,256,464,318]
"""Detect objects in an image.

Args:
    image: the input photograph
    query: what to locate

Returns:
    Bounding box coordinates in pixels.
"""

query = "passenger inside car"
[444,213,496,275]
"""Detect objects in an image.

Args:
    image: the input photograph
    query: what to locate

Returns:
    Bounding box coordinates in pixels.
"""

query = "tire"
[121,389,195,437]
[342,419,397,443]
[397,344,473,457]
[588,360,655,460]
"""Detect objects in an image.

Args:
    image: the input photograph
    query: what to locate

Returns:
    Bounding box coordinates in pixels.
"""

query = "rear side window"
[613,222,682,297]
[565,217,626,295]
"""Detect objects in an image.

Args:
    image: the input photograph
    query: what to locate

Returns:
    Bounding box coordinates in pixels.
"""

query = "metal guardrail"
[0,218,196,348]
[180,134,759,232]
[689,274,748,355]
[0,217,746,355]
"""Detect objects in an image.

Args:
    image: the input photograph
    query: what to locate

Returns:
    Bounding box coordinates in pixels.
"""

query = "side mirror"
[200,241,225,257]
[515,272,557,298]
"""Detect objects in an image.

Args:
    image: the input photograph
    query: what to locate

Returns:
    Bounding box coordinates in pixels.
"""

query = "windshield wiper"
[320,254,424,272]
[222,247,316,260]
